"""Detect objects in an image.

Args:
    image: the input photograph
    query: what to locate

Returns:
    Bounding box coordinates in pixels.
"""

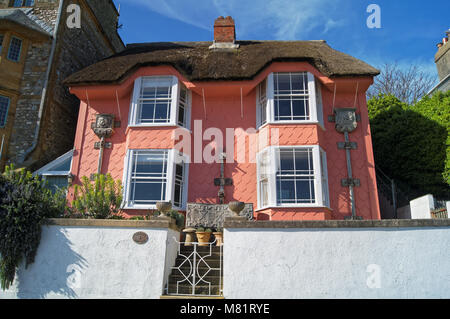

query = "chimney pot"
[214,16,236,43]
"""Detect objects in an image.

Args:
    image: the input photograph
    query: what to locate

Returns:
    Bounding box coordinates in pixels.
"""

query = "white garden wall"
[223,219,450,299]
[0,219,180,299]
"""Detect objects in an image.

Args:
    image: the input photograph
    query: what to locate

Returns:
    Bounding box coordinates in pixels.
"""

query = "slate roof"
[0,8,52,37]
[64,40,380,86]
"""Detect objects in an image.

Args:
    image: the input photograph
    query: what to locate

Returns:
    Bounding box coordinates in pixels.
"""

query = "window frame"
[256,72,324,129]
[128,76,191,129]
[7,36,22,62]
[0,95,11,128]
[256,145,330,210]
[10,0,34,7]
[122,149,189,210]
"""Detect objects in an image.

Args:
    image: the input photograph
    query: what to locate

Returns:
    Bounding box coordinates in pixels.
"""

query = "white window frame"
[122,149,189,210]
[256,145,329,210]
[256,72,324,129]
[128,76,191,129]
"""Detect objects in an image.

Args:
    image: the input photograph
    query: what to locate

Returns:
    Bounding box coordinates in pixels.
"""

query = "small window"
[11,0,34,7]
[7,37,22,62]
[0,34,4,55]
[257,79,268,127]
[0,95,10,128]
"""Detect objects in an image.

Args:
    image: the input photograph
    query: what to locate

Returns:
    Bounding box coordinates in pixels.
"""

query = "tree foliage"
[0,165,66,290]
[368,92,450,199]
[367,63,436,104]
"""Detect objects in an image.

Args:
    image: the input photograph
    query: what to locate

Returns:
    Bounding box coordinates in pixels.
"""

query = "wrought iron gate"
[165,237,223,297]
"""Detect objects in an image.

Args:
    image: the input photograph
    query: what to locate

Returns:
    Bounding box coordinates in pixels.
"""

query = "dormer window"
[257,72,324,128]
[129,76,191,129]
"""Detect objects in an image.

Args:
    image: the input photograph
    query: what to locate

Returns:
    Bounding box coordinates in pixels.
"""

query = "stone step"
[167,284,222,296]
[180,245,223,253]
[174,258,222,268]
[168,274,222,285]
[172,266,222,278]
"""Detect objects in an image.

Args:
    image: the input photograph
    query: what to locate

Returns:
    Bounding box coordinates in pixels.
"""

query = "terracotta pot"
[196,232,212,246]
[228,201,245,217]
[213,232,223,246]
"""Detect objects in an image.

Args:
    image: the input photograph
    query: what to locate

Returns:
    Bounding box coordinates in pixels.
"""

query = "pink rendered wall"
[68,64,380,220]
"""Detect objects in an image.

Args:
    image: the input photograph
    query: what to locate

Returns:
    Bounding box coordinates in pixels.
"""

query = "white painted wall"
[410,194,434,219]
[1,225,180,299]
[224,227,450,299]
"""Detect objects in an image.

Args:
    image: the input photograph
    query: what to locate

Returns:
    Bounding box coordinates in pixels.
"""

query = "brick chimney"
[210,16,239,50]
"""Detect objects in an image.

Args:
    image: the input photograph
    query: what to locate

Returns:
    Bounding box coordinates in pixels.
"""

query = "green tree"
[368,93,450,199]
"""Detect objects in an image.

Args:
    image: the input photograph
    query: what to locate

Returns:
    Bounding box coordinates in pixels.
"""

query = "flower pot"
[196,232,212,246]
[213,232,223,246]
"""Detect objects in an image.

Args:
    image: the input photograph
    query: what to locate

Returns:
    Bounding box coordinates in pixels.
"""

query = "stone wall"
[5,0,124,170]
[223,219,450,299]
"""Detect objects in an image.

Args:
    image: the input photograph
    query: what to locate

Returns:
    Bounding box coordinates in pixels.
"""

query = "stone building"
[429,29,450,94]
[0,0,124,171]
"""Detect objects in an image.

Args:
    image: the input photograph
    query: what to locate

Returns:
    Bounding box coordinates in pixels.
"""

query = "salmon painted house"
[63,17,381,221]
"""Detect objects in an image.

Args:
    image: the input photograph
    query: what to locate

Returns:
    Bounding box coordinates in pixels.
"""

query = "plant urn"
[228,201,245,217]
[213,232,224,246]
[156,201,172,216]
[183,228,197,246]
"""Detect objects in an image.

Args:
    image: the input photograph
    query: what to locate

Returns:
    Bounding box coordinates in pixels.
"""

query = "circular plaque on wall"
[132,232,149,245]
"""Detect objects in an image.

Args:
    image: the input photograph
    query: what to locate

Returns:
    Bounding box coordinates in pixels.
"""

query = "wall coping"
[45,218,179,231]
[223,218,450,229]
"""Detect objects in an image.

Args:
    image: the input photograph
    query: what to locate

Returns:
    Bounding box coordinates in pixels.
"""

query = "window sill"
[257,121,326,131]
[126,125,191,134]
[256,204,332,212]
[123,204,185,211]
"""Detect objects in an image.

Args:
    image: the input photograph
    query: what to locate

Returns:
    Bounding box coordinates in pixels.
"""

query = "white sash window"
[257,146,329,209]
[123,149,189,210]
[256,72,324,128]
[129,76,191,129]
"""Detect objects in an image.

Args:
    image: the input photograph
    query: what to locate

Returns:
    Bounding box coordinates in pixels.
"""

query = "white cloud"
[125,0,346,40]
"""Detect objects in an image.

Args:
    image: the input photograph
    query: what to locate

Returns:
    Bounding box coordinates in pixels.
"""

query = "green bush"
[0,165,66,290]
[71,174,124,219]
[368,92,450,198]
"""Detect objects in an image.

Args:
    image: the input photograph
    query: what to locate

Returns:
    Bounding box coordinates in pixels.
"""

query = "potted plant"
[196,226,213,246]
[213,227,224,246]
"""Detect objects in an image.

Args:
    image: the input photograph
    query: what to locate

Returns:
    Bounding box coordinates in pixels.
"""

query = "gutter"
[20,0,64,164]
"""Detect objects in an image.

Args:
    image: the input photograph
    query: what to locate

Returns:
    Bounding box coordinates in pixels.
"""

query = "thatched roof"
[64,40,380,86]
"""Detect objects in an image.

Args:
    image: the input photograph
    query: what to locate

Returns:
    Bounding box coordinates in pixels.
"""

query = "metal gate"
[165,237,223,297]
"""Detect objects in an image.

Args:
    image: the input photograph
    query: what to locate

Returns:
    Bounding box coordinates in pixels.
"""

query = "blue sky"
[113,0,449,81]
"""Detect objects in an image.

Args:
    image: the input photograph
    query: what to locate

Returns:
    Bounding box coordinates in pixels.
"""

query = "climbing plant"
[0,165,65,290]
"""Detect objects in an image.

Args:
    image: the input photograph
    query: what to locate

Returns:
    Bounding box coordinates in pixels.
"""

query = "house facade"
[65,17,381,221]
[0,0,124,172]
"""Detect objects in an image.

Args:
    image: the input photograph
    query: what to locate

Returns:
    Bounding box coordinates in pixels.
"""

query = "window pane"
[275,73,291,94]
[51,157,72,172]
[8,37,22,62]
[292,98,307,119]
[275,98,291,120]
[154,101,170,121]
[0,34,4,54]
[46,176,68,194]
[0,95,10,127]
[137,83,172,123]
[129,150,168,205]
[276,148,315,204]
[273,72,311,121]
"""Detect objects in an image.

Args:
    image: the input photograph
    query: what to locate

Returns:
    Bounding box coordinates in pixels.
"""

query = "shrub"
[368,93,450,198]
[0,165,66,290]
[71,174,124,219]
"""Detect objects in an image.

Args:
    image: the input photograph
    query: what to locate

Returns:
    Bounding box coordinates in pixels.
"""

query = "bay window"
[123,149,189,209]
[257,146,329,209]
[129,76,190,128]
[257,72,324,128]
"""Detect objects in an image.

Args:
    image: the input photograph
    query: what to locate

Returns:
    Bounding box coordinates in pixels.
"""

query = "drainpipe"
[20,0,64,164]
